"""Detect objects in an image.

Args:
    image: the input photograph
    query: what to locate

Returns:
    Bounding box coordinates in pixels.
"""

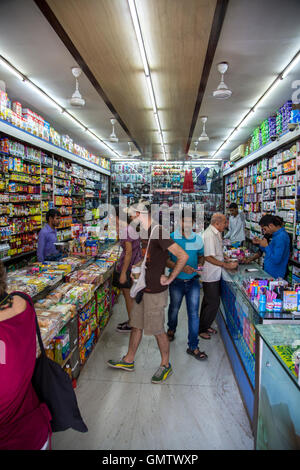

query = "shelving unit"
[224,137,300,276]
[0,132,111,263]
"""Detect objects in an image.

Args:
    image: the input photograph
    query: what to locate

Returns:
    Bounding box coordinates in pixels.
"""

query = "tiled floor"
[52,294,254,450]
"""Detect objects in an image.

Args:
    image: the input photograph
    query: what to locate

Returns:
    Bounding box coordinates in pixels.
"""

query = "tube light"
[0,56,24,80]
[146,75,157,113]
[64,112,86,130]
[253,78,282,111]
[282,50,300,79]
[24,80,63,111]
[128,0,150,76]
[154,112,161,132]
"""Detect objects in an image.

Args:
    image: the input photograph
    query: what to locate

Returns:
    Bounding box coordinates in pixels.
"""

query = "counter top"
[256,324,300,390]
[221,262,300,322]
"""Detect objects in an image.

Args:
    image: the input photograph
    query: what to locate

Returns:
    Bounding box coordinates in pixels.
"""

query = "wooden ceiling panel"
[45,0,218,159]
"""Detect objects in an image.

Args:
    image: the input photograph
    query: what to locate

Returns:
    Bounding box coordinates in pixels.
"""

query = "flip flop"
[207,327,217,335]
[199,332,211,340]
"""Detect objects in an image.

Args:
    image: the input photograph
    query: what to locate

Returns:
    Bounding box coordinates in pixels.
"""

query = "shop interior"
[0,0,300,451]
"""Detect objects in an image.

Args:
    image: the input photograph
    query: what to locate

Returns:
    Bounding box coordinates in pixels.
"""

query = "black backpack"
[13,292,88,433]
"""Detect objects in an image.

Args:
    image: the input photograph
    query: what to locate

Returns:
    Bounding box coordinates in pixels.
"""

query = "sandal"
[199,332,211,340]
[186,348,208,360]
[167,330,175,342]
[207,327,217,335]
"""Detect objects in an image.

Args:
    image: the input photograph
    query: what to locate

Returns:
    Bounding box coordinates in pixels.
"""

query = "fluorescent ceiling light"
[0,56,24,80]
[253,78,282,111]
[24,80,63,111]
[282,50,300,79]
[154,112,161,132]
[64,112,86,130]
[128,0,150,77]
[146,75,157,113]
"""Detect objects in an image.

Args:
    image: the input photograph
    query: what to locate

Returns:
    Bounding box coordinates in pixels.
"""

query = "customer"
[199,213,238,340]
[114,206,142,333]
[252,214,290,278]
[224,203,245,246]
[166,211,207,360]
[108,202,189,384]
[37,209,61,263]
[0,262,52,450]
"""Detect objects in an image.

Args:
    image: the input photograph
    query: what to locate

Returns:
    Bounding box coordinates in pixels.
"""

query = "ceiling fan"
[188,142,210,159]
[213,62,232,99]
[110,118,119,143]
[122,142,140,158]
[198,116,209,142]
[69,67,85,107]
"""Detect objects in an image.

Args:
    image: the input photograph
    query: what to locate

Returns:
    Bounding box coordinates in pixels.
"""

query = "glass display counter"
[255,324,300,449]
[217,263,300,431]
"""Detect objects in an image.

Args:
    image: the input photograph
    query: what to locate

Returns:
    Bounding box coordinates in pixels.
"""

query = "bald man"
[199,213,238,340]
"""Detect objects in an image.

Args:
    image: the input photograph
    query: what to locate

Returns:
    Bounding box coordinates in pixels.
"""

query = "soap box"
[283,291,297,311]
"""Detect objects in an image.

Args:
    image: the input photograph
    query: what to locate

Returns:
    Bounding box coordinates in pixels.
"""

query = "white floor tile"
[52,295,254,450]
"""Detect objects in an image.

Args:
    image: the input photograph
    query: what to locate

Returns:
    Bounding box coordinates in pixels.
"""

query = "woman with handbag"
[0,262,52,450]
[114,206,142,333]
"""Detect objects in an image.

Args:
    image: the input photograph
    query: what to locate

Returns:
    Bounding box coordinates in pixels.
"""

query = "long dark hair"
[0,262,7,298]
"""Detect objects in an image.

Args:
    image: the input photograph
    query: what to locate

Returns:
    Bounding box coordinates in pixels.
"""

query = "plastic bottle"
[259,289,266,313]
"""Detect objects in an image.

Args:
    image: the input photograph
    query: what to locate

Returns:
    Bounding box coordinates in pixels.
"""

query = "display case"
[217,263,300,430]
[255,324,300,450]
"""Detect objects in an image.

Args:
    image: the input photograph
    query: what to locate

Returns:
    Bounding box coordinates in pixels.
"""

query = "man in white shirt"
[199,213,238,340]
[224,203,245,246]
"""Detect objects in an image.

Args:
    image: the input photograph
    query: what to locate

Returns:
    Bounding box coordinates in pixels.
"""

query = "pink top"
[0,297,52,450]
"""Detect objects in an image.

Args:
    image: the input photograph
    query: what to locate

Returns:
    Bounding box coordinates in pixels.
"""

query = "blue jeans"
[167,277,200,351]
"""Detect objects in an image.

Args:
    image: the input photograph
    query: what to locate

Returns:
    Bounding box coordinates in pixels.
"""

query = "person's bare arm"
[120,241,132,284]
[205,256,237,270]
[161,243,189,285]
[166,256,196,275]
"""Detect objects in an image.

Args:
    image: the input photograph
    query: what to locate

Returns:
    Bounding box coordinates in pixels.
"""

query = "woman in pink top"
[0,262,52,450]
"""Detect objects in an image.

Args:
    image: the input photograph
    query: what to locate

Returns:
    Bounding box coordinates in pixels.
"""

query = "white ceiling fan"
[69,67,85,107]
[188,141,210,159]
[198,116,209,142]
[122,141,140,158]
[110,118,119,143]
[213,62,232,99]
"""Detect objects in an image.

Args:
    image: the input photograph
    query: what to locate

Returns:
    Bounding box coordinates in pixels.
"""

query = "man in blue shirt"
[253,214,290,278]
[37,209,62,263]
[166,211,207,361]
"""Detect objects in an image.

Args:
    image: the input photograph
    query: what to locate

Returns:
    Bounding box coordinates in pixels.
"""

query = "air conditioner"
[230,144,245,162]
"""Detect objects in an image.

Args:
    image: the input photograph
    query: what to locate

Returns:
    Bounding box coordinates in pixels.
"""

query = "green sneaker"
[107,357,134,372]
[151,363,173,384]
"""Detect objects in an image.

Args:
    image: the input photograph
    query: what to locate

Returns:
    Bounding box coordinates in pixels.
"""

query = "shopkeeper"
[252,214,290,278]
[37,209,62,263]
[224,203,245,247]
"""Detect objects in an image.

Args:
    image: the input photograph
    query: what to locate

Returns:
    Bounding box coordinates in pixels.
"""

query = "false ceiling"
[0,0,299,161]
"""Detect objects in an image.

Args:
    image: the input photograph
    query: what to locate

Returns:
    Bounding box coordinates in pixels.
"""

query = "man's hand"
[183,265,196,275]
[258,238,268,248]
[252,236,261,245]
[160,274,173,286]
[224,261,238,270]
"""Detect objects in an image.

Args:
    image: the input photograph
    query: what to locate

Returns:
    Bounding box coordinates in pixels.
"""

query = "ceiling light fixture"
[0,55,24,81]
[24,79,63,111]
[198,116,209,142]
[146,76,157,114]
[213,62,232,100]
[282,50,300,79]
[128,0,165,157]
[128,0,150,77]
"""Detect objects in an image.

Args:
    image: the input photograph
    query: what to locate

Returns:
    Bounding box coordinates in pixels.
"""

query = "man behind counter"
[251,214,290,278]
[37,209,62,263]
